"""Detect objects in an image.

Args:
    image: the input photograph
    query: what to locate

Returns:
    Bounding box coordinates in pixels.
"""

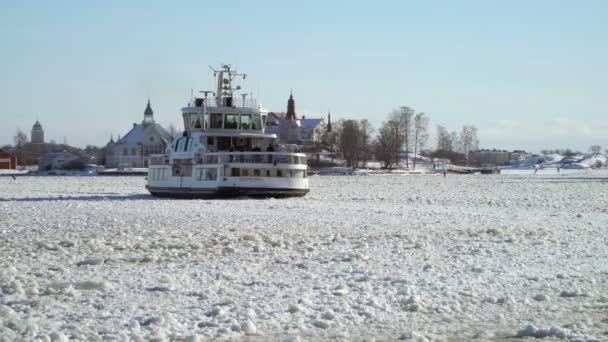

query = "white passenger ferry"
[146,64,309,198]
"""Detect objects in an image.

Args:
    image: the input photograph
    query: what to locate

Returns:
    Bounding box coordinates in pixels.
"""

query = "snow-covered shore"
[1,173,607,341]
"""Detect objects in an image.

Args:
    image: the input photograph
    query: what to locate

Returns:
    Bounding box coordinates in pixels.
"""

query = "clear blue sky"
[1,0,606,153]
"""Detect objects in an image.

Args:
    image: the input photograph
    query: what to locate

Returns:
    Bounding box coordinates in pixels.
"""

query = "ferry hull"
[146,185,309,199]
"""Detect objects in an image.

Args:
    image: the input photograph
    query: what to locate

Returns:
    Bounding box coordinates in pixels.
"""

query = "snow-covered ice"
[1,172,607,341]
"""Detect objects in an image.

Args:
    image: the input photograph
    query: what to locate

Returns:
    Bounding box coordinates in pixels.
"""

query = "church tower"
[285,91,297,121]
[31,121,44,144]
[143,99,155,125]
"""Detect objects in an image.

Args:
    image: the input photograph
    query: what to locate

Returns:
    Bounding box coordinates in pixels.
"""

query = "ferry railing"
[204,98,258,109]
[198,152,307,165]
[149,152,307,166]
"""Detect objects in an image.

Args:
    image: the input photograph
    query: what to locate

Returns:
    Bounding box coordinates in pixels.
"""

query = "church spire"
[327,111,332,132]
[286,91,296,121]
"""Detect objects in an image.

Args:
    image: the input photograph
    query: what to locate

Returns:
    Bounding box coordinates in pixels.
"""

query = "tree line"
[321,106,480,169]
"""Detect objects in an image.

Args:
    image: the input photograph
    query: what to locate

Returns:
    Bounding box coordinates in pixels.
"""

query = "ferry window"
[276,169,282,177]
[231,168,240,177]
[183,115,189,131]
[286,170,292,177]
[240,114,251,130]
[293,170,304,178]
[208,137,214,145]
[253,169,260,177]
[196,168,217,181]
[304,169,307,178]
[252,114,261,130]
[266,170,270,177]
[204,168,217,180]
[210,113,223,129]
[225,114,238,129]
[241,169,249,177]
[192,113,202,129]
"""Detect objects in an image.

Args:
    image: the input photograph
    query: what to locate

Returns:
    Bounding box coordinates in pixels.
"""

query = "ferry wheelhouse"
[146,64,309,198]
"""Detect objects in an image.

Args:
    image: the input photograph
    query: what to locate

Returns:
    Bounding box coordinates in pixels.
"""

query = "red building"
[0,149,17,169]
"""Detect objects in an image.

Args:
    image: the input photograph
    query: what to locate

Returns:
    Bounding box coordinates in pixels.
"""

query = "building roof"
[116,123,171,146]
[300,118,323,129]
[268,112,285,120]
[0,149,16,157]
[33,121,42,128]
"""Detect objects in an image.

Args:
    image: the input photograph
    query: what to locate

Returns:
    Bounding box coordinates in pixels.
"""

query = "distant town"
[0,93,606,174]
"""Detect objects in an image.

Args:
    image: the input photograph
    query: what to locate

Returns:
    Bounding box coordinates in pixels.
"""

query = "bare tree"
[589,145,602,154]
[436,125,452,152]
[375,121,399,169]
[399,106,415,168]
[385,107,415,168]
[386,111,403,166]
[459,125,479,165]
[338,120,362,167]
[450,131,461,152]
[412,112,429,169]
[13,129,28,168]
[168,124,178,136]
[359,119,374,167]
[13,129,28,146]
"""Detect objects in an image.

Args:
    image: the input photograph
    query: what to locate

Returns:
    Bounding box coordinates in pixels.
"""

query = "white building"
[104,100,171,169]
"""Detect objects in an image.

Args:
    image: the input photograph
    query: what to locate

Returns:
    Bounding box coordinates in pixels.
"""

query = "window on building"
[149,136,154,143]
[131,148,136,155]
[123,148,128,155]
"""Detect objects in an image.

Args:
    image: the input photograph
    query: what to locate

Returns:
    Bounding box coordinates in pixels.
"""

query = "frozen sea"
[1,172,607,341]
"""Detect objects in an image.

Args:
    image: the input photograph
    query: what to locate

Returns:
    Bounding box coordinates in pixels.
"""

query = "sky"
[0,0,606,153]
